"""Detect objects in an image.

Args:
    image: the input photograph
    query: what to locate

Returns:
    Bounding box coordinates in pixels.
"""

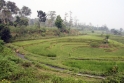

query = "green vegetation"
[14,16,29,27]
[0,40,4,51]
[1,39,95,83]
[55,15,64,29]
[0,24,12,42]
[110,35,124,44]
[5,35,123,82]
[0,0,124,82]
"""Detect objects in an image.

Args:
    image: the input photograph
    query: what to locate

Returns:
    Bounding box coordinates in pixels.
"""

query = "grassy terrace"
[6,35,124,82]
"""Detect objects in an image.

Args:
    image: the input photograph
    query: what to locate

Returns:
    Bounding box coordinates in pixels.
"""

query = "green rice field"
[8,35,124,82]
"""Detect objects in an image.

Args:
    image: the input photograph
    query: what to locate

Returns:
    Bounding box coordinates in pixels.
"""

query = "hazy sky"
[6,0,124,29]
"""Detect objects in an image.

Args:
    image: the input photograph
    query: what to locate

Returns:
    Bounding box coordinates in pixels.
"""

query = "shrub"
[0,24,12,43]
[106,35,110,39]
[90,42,100,48]
[103,35,110,44]
[92,30,94,33]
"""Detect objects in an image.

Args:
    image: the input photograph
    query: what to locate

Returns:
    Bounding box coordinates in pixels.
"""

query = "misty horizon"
[5,0,124,29]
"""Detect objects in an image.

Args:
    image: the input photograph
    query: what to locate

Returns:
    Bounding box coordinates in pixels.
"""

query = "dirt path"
[16,53,26,59]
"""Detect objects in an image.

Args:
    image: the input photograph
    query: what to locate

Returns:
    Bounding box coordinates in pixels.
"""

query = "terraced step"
[16,52,106,80]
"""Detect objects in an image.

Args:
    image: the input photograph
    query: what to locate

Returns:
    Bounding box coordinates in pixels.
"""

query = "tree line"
[0,0,32,42]
[0,0,123,42]
[0,0,71,42]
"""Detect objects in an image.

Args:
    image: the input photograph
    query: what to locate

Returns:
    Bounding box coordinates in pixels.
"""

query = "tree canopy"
[0,0,6,10]
[37,10,46,22]
[14,16,29,27]
[6,1,19,14]
[0,0,19,24]
[55,15,63,29]
[21,6,31,17]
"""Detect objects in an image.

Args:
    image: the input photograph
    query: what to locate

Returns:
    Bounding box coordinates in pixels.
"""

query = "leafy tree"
[19,17,28,26]
[0,0,19,24]
[14,16,29,26]
[0,24,11,43]
[0,0,6,10]
[6,1,19,14]
[21,6,31,17]
[55,15,63,29]
[37,10,47,27]
[111,29,119,35]
[0,6,12,24]
[37,10,46,22]
[99,25,109,31]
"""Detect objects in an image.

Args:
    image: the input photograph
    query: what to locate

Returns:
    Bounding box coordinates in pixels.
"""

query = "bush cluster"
[0,24,11,43]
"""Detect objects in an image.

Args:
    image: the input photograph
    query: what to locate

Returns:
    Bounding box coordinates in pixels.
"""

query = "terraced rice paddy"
[11,35,124,77]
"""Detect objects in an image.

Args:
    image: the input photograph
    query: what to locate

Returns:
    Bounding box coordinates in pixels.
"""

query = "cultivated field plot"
[13,35,124,76]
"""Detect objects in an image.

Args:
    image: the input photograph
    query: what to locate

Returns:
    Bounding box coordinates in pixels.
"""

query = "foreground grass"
[1,44,99,83]
[5,35,124,82]
[10,35,124,73]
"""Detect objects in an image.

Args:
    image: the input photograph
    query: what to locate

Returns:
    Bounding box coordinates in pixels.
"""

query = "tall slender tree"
[0,24,11,42]
[47,11,56,27]
[69,11,73,27]
[64,12,68,26]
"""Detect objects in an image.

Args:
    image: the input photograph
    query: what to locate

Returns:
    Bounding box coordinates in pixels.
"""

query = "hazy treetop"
[5,0,124,29]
